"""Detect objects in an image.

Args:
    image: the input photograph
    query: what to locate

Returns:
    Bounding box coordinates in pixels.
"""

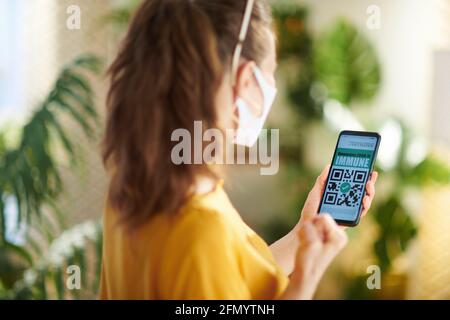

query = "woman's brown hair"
[102,0,272,227]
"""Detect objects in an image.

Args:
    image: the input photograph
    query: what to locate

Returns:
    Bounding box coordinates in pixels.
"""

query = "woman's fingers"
[361,171,378,216]
[301,169,377,228]
[293,215,348,296]
[296,221,322,272]
[307,214,348,270]
[361,196,371,217]
[371,171,379,183]
[316,165,331,193]
[321,216,347,255]
[298,221,321,247]
[366,173,377,196]
[299,165,331,222]
[312,214,329,241]
[313,214,347,247]
[308,165,331,200]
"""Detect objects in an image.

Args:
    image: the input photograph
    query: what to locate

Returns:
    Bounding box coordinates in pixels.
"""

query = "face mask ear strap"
[252,67,269,91]
[253,66,278,103]
[231,0,255,86]
[231,45,243,87]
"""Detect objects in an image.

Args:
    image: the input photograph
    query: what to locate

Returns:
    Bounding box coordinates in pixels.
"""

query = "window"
[0,0,26,244]
[0,0,25,122]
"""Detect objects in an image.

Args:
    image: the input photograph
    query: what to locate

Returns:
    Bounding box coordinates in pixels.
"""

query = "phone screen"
[318,131,380,226]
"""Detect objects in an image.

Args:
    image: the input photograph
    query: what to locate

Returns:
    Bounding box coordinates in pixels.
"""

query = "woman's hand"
[280,214,348,300]
[297,165,378,228]
[270,165,378,276]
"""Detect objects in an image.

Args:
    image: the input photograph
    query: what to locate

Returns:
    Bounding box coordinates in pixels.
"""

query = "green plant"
[9,220,102,300]
[269,4,446,300]
[372,125,450,270]
[268,4,382,230]
[0,0,142,299]
[0,54,103,299]
[273,5,312,61]
[278,13,381,120]
[314,19,381,106]
[345,123,450,299]
[102,0,141,31]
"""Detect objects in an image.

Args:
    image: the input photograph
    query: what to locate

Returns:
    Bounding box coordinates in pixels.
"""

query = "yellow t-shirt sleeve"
[158,209,285,299]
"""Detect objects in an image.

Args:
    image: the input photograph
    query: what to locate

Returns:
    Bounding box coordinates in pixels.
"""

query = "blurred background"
[0,0,449,300]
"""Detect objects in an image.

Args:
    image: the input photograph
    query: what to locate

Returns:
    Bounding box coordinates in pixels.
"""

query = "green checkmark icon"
[340,182,351,193]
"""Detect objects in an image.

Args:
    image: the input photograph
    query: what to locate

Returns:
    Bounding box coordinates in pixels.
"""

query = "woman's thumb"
[313,165,330,194]
[300,165,331,221]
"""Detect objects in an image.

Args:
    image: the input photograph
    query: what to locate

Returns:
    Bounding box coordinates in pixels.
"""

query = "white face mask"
[234,66,277,147]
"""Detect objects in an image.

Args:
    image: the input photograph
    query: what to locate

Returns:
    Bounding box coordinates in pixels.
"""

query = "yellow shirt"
[99,183,289,299]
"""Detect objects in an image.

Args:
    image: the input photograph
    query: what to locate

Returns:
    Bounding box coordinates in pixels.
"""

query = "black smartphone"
[318,130,381,227]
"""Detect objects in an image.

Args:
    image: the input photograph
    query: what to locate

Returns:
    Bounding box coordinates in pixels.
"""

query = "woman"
[100,0,378,300]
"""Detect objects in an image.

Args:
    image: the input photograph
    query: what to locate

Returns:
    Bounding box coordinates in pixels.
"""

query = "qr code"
[323,168,367,207]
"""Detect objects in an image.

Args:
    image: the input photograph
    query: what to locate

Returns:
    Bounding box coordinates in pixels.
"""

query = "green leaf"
[37,270,48,300]
[0,195,6,243]
[74,248,87,289]
[52,96,94,138]
[372,196,418,271]
[408,156,450,186]
[102,0,141,30]
[42,108,75,160]
[3,242,33,266]
[25,233,43,258]
[52,267,65,300]
[0,54,102,297]
[61,71,93,96]
[73,54,103,73]
[273,4,312,60]
[59,86,98,121]
[314,19,381,106]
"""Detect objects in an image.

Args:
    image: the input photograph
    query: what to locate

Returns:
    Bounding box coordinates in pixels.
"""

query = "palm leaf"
[0,54,102,294]
[0,54,102,236]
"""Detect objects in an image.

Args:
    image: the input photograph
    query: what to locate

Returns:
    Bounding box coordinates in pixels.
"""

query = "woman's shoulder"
[170,204,237,245]
[168,183,243,241]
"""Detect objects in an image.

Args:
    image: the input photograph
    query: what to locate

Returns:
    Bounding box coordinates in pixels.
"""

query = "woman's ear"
[234,61,264,117]
[234,61,256,97]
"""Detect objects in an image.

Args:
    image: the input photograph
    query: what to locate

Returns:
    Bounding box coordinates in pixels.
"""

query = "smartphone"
[318,130,381,227]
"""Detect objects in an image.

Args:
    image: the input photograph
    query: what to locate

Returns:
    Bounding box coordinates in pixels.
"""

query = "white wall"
[23,0,59,118]
[295,0,450,137]
[0,0,58,125]
[431,51,450,147]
